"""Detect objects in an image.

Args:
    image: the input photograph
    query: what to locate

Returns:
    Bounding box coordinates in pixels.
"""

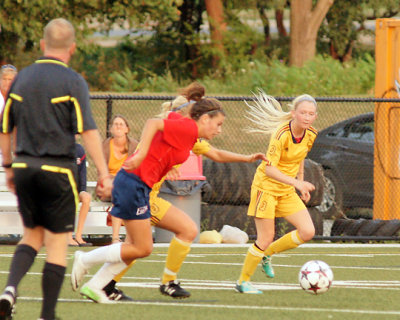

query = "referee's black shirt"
[0,57,97,159]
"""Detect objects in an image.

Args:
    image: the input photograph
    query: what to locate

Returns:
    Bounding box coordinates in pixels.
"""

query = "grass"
[0,244,399,320]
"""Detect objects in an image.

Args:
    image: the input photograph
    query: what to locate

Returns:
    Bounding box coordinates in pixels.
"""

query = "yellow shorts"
[247,187,306,219]
[149,191,172,226]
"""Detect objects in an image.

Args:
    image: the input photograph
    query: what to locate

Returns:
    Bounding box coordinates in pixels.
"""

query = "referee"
[0,18,112,320]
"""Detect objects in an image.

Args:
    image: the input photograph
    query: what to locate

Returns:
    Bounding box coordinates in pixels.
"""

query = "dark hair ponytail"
[190,98,225,120]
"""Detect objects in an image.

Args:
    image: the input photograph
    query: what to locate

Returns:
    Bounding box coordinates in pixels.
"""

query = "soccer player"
[236,91,318,294]
[0,18,112,320]
[70,98,226,303]
[91,86,267,302]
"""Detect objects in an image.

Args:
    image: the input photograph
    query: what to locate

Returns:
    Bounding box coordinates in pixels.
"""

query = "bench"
[0,179,125,235]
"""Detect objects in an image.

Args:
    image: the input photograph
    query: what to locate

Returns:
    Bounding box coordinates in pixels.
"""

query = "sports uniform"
[110,112,198,221]
[1,57,96,232]
[248,121,318,219]
[237,120,318,294]
[0,51,100,320]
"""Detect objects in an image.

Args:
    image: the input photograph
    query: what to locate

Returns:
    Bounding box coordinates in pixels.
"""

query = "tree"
[0,1,181,65]
[204,0,227,66]
[321,0,399,62]
[289,0,334,67]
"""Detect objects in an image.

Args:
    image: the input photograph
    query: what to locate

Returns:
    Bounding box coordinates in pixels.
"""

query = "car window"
[346,120,374,142]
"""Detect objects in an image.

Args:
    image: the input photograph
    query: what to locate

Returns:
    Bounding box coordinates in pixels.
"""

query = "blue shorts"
[111,169,151,220]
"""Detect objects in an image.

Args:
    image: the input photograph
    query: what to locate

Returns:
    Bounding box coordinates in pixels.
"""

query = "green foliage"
[107,53,375,96]
[319,0,399,60]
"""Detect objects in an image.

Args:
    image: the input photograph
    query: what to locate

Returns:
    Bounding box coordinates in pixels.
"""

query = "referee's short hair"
[43,18,75,50]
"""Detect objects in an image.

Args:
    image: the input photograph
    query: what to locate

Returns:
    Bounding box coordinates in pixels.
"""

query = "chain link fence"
[87,95,400,241]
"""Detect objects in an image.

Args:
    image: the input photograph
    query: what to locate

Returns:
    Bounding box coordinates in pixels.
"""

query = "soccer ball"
[298,260,333,294]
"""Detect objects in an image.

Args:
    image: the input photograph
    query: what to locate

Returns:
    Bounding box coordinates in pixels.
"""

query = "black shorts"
[13,155,79,233]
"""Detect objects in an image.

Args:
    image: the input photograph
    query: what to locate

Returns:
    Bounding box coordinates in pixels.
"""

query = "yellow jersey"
[252,121,318,195]
[151,139,211,195]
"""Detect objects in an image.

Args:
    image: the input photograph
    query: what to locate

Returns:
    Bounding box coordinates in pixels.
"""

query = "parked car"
[307,113,374,219]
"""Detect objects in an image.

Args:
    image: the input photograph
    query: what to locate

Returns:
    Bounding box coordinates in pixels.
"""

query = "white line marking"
[15,296,400,316]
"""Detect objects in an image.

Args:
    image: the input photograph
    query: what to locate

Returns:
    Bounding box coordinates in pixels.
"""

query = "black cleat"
[107,288,134,302]
[159,280,191,299]
[0,287,16,320]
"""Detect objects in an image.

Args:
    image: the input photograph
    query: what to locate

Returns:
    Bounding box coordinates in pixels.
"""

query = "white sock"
[81,243,122,269]
[86,262,127,290]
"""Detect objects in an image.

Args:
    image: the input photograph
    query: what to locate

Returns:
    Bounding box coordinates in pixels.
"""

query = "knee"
[299,226,315,242]
[139,243,153,258]
[80,191,91,203]
[177,221,198,242]
[256,234,274,250]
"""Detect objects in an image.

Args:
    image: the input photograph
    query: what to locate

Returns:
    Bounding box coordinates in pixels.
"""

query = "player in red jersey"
[70,98,226,302]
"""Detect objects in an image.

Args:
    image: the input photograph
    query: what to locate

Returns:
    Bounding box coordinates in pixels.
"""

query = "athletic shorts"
[111,169,151,220]
[13,156,78,233]
[149,190,172,226]
[247,186,306,219]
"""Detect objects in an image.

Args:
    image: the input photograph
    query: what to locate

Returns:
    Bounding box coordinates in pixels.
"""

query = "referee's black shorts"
[13,155,79,233]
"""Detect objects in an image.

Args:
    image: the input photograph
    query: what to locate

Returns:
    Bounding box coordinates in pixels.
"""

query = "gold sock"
[162,236,191,284]
[238,244,264,283]
[113,260,136,282]
[264,230,304,256]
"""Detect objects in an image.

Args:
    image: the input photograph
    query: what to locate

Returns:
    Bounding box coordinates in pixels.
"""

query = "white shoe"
[71,251,88,291]
[80,284,115,304]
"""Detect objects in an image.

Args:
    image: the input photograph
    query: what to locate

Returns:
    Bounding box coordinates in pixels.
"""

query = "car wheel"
[315,169,344,220]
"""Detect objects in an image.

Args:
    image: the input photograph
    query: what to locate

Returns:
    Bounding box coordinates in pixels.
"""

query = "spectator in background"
[69,142,93,247]
[0,64,18,115]
[103,115,138,243]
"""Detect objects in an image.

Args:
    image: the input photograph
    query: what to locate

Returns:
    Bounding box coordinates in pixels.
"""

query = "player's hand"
[165,167,180,181]
[248,153,267,162]
[4,168,15,194]
[122,154,144,171]
[300,191,311,203]
[96,175,113,201]
[294,180,315,201]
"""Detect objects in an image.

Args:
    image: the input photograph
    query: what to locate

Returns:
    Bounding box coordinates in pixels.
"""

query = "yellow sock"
[264,230,304,256]
[162,236,191,284]
[113,260,136,282]
[238,244,264,283]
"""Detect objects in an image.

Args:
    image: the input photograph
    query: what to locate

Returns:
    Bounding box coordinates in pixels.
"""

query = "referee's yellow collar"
[35,58,68,68]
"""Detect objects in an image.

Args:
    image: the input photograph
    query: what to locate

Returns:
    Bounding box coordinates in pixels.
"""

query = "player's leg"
[264,193,314,257]
[40,230,69,320]
[111,216,123,243]
[236,217,274,294]
[0,227,43,320]
[78,218,152,302]
[156,204,197,298]
[74,191,92,246]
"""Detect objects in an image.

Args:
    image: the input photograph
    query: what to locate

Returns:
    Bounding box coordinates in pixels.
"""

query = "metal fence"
[87,95,400,242]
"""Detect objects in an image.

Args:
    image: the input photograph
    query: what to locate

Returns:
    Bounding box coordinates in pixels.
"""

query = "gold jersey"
[252,121,318,195]
[151,139,211,194]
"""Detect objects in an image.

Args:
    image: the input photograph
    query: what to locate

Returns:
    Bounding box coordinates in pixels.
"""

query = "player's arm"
[122,118,164,171]
[204,146,267,163]
[297,160,305,181]
[265,164,314,201]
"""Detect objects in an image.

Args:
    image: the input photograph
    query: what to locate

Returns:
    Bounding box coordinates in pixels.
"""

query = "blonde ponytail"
[245,90,317,136]
[244,89,292,136]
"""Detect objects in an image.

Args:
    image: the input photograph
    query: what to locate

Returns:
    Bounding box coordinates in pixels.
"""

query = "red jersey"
[127,112,198,188]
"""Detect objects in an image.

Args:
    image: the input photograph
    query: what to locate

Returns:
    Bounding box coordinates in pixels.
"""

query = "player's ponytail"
[245,90,316,136]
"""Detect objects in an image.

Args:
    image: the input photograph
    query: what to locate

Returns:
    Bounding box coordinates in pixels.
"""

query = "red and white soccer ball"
[298,260,333,295]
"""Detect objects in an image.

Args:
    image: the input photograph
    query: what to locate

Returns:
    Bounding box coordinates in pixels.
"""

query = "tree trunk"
[289,0,334,67]
[257,0,271,45]
[275,9,287,38]
[205,0,227,66]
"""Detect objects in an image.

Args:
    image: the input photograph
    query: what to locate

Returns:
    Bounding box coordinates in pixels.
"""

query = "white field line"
[15,296,400,316]
[141,259,400,272]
